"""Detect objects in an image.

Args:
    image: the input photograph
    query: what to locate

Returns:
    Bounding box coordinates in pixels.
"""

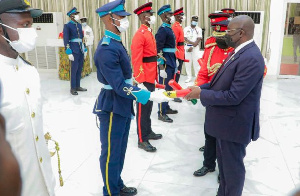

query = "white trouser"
[185,45,200,79]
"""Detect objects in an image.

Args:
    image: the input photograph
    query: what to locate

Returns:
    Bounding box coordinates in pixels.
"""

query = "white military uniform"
[0,54,56,196]
[184,25,202,82]
[82,24,94,69]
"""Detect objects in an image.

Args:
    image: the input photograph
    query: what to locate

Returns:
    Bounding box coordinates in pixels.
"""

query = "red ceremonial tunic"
[195,36,234,86]
[172,21,185,60]
[131,24,157,84]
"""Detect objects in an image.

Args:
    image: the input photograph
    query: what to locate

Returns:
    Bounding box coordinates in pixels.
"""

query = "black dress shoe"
[76,87,87,91]
[199,146,205,152]
[120,185,137,196]
[147,131,162,140]
[70,89,78,95]
[173,98,182,103]
[166,108,178,114]
[158,114,173,123]
[218,174,220,183]
[138,141,157,152]
[193,166,215,177]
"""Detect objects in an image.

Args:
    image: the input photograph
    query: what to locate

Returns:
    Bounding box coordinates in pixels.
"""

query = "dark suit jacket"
[200,41,265,144]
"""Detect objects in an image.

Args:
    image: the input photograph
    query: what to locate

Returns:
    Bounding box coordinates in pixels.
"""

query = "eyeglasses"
[225,28,242,34]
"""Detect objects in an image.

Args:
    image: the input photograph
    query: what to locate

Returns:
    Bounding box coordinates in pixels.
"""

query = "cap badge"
[24,0,31,6]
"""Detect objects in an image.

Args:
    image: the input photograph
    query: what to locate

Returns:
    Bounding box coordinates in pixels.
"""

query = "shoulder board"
[205,42,217,48]
[138,29,145,34]
[101,37,111,46]
[19,55,32,66]
[205,37,216,48]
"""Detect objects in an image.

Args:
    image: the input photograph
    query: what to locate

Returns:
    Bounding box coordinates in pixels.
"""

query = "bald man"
[185,15,265,196]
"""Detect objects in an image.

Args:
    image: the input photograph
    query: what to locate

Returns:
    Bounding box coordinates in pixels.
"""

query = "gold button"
[35,136,39,142]
[31,112,35,118]
[39,157,43,163]
[26,88,30,95]
[16,65,19,71]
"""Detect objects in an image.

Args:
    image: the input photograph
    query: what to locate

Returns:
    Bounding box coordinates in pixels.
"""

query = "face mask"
[191,21,198,26]
[0,23,37,53]
[112,17,130,33]
[170,16,175,24]
[74,15,80,21]
[181,16,186,21]
[216,38,229,49]
[82,22,87,27]
[146,15,156,25]
[224,30,241,48]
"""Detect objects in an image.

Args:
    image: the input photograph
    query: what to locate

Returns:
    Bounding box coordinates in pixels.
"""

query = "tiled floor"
[39,71,300,196]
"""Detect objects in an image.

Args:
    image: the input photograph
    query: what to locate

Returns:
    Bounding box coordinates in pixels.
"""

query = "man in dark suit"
[185,15,265,196]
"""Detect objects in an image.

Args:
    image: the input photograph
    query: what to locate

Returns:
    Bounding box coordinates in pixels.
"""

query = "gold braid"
[207,46,215,75]
[44,132,64,187]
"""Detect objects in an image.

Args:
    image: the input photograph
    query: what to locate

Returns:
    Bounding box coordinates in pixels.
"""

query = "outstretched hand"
[184,86,201,100]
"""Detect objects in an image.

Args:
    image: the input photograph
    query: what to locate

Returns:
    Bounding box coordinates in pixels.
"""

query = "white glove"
[176,59,179,67]
[149,89,171,103]
[138,83,147,90]
[84,51,88,59]
[159,69,167,78]
[68,54,74,61]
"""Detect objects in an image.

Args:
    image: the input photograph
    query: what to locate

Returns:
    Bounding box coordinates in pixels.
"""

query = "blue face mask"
[191,21,198,26]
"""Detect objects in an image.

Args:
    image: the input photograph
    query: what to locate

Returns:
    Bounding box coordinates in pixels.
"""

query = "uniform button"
[26,88,30,95]
[35,136,39,142]
[16,65,19,71]
[31,112,35,118]
[39,157,43,163]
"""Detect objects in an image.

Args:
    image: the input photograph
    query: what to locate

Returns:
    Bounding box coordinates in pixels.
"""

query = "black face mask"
[224,30,241,48]
[216,38,229,49]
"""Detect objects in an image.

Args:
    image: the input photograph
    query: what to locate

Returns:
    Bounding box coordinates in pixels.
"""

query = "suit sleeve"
[200,56,264,106]
[63,24,72,55]
[97,47,150,104]
[131,32,145,83]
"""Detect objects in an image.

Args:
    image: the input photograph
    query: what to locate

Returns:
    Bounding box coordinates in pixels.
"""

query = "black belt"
[143,56,157,63]
[177,42,184,46]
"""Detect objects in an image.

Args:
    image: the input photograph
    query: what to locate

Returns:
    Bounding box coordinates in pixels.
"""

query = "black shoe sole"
[138,145,157,152]
[120,192,137,196]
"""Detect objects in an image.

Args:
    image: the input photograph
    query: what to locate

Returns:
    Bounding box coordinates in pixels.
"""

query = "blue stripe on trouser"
[70,53,84,89]
[158,65,175,116]
[98,111,131,196]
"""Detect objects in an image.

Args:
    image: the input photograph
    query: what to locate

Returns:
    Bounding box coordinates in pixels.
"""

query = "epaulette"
[101,37,111,45]
[19,55,33,66]
[139,29,145,34]
[205,36,217,48]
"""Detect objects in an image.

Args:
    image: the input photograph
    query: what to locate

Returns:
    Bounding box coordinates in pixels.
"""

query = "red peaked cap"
[134,2,155,15]
[174,7,184,16]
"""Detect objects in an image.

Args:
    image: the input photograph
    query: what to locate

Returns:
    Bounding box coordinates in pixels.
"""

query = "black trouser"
[203,129,217,169]
[175,59,184,83]
[136,82,155,142]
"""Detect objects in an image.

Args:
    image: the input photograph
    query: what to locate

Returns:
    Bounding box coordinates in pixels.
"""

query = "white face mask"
[74,15,80,21]
[112,17,130,33]
[82,22,87,27]
[170,15,175,24]
[0,23,37,53]
[181,16,186,21]
[146,15,156,25]
[191,21,198,26]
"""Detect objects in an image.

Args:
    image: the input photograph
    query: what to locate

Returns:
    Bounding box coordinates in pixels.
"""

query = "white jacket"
[82,25,94,46]
[0,54,56,196]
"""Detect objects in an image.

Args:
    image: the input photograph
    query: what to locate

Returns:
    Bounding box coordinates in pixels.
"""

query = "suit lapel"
[210,42,256,87]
